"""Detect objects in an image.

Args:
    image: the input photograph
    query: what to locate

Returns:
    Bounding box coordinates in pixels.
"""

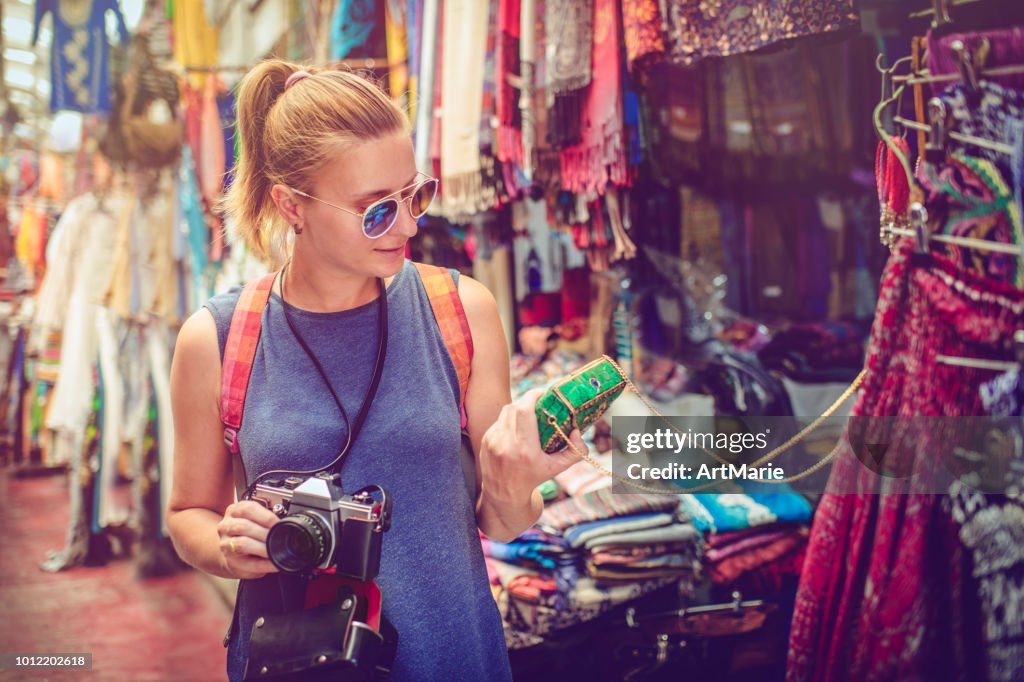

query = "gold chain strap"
[551,360,867,494]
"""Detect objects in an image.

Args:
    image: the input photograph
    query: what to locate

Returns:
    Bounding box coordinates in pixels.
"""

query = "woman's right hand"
[216,501,281,580]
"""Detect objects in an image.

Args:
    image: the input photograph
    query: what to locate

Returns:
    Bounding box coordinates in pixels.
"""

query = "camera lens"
[266,513,330,573]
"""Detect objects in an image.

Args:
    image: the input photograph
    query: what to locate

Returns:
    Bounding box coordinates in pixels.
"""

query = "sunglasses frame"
[289,172,438,239]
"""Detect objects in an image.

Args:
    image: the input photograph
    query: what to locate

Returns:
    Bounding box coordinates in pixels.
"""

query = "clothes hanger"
[885,202,1024,259]
[892,40,1017,155]
[873,57,916,189]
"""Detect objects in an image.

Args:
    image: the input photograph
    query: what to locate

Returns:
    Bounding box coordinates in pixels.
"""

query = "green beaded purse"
[535,356,629,454]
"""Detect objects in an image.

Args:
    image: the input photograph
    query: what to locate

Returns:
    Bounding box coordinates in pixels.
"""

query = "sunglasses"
[290,173,439,239]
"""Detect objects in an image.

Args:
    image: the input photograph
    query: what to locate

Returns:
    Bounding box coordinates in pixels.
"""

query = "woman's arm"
[166,308,279,580]
[458,276,585,542]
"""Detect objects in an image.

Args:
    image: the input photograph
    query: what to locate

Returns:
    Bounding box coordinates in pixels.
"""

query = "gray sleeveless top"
[205,260,512,681]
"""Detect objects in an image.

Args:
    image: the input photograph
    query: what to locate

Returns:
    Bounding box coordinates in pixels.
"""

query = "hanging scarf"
[439,0,493,218]
[559,0,627,194]
[531,0,561,191]
[496,0,523,164]
[199,74,225,208]
[663,0,858,66]
[479,0,509,209]
[330,0,377,60]
[546,0,593,93]
[413,0,437,173]
[384,1,408,101]
[622,0,666,74]
[545,0,593,149]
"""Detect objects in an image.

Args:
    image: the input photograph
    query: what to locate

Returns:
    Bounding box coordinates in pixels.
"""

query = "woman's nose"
[391,206,419,239]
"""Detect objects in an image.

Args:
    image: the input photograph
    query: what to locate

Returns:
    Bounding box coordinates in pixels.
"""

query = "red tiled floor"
[0,467,232,681]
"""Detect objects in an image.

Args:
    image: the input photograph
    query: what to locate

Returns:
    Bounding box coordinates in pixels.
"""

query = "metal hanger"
[937,330,1024,373]
[884,202,1024,258]
[873,57,916,189]
[892,40,1017,156]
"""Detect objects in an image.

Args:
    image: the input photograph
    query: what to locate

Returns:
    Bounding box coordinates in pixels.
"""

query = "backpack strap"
[220,272,277,454]
[414,263,474,429]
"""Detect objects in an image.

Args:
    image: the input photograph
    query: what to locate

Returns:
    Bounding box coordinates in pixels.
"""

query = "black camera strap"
[279,262,389,477]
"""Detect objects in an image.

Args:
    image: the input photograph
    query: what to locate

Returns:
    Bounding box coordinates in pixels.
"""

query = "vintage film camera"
[251,473,391,580]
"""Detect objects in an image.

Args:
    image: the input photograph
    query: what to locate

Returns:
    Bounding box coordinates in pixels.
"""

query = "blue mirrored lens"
[363,200,399,238]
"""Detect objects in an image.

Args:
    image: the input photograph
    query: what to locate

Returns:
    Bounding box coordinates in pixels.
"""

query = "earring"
[293,224,303,235]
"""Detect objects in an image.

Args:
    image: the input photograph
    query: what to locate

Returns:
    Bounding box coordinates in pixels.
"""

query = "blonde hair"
[221,60,410,264]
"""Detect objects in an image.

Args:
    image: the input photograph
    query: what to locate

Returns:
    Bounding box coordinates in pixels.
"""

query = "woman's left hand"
[478,388,588,505]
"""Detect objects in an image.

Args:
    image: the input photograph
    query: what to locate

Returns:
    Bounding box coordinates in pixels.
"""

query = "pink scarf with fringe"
[559,0,627,194]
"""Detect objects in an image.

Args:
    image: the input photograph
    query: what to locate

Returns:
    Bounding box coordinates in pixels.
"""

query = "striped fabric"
[414,263,474,428]
[538,488,681,532]
[219,272,277,452]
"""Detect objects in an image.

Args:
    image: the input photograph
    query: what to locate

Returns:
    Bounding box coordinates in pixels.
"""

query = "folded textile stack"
[704,524,809,592]
[484,488,703,649]
[679,482,812,597]
[564,512,702,586]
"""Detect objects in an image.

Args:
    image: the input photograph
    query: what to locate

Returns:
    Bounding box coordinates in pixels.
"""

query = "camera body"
[252,473,390,581]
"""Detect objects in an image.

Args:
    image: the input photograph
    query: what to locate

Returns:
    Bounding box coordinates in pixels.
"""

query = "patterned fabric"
[943,368,1024,682]
[544,0,594,94]
[927,28,1024,95]
[919,153,1023,288]
[583,522,700,550]
[219,272,277,444]
[413,263,473,427]
[33,0,129,113]
[663,0,859,66]
[622,0,667,73]
[495,0,523,164]
[538,487,680,531]
[938,80,1024,184]
[558,0,629,193]
[496,573,683,648]
[439,0,494,218]
[787,242,1024,682]
[330,0,379,59]
[562,512,675,548]
[678,486,813,535]
[707,528,808,585]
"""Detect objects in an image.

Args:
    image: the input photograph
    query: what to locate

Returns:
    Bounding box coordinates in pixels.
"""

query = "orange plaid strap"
[414,263,474,429]
[220,272,278,453]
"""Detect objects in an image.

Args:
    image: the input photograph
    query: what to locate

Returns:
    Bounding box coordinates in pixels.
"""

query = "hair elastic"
[285,71,311,90]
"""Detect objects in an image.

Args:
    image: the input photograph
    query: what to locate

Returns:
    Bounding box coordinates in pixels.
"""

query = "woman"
[166,60,585,680]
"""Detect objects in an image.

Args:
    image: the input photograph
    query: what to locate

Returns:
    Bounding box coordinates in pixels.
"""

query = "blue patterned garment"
[331,0,379,59]
[679,484,813,535]
[33,0,129,114]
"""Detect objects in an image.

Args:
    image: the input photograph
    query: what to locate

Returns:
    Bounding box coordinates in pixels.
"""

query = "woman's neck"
[280,257,383,313]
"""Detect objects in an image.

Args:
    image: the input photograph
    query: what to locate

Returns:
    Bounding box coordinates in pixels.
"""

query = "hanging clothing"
[787,242,1024,682]
[927,28,1024,95]
[558,0,628,194]
[622,0,667,73]
[545,0,593,151]
[918,153,1023,288]
[495,0,522,165]
[662,0,859,66]
[32,0,129,113]
[171,0,219,74]
[330,0,383,60]
[944,367,1024,682]
[439,0,494,218]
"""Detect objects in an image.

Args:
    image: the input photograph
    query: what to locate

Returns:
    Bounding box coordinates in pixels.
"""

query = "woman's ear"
[270,184,304,229]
